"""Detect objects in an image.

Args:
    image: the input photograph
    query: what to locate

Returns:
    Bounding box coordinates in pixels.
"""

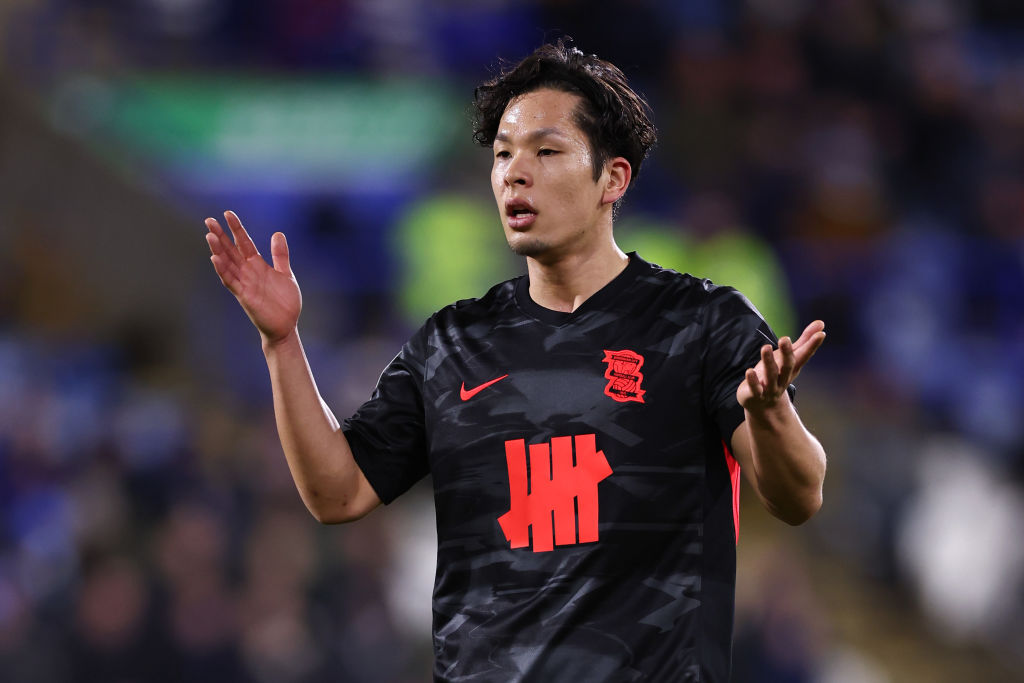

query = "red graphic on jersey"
[602,349,646,403]
[497,434,612,553]
[460,374,509,401]
[723,440,741,544]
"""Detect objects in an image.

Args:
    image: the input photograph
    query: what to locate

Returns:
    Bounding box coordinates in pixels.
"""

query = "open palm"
[736,320,826,410]
[205,210,301,345]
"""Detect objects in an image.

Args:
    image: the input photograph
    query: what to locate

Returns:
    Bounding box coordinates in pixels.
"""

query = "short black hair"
[473,38,657,191]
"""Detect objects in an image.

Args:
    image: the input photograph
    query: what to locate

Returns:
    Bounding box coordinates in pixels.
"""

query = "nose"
[503,153,531,187]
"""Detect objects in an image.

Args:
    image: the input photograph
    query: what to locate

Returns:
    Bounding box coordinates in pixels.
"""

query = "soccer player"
[205,40,827,682]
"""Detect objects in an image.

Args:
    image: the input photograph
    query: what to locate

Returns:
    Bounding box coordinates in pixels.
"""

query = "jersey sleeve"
[701,285,794,443]
[342,326,430,504]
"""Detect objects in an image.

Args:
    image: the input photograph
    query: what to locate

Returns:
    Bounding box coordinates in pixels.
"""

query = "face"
[491,88,621,261]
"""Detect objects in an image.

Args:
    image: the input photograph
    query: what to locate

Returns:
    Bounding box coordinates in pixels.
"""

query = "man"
[205,40,826,682]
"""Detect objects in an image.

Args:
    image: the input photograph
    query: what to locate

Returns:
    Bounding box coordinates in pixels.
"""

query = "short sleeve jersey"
[343,253,783,682]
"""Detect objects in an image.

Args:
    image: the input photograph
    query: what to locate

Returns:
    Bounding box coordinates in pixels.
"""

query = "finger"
[777,336,795,386]
[793,320,825,350]
[205,218,243,266]
[205,216,226,236]
[205,229,227,256]
[792,331,826,374]
[761,343,780,389]
[209,249,239,279]
[210,254,241,293]
[223,210,260,259]
[205,216,233,243]
[270,232,291,275]
[745,368,764,401]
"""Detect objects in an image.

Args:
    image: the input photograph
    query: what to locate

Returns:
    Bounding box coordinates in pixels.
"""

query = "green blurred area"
[393,195,518,323]
[54,75,463,184]
[619,218,795,337]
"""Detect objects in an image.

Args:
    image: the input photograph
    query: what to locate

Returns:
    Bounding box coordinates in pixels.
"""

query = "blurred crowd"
[1,0,1023,681]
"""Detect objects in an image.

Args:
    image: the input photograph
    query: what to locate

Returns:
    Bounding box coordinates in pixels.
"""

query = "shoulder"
[419,276,521,334]
[395,278,520,375]
[627,255,769,345]
[631,253,752,314]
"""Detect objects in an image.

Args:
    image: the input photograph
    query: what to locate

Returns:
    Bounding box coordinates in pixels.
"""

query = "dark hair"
[473,38,657,190]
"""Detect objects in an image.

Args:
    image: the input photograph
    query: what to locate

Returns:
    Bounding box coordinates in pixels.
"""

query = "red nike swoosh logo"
[460,374,509,401]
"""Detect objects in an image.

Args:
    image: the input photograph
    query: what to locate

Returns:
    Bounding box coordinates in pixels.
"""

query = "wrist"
[743,393,794,428]
[261,327,300,355]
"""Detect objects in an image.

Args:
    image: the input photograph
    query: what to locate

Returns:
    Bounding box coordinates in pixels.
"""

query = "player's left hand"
[736,320,826,411]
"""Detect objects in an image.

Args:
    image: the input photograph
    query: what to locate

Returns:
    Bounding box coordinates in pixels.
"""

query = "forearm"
[740,398,826,525]
[262,328,375,523]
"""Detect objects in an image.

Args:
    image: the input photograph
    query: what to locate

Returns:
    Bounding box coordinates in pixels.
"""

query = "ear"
[601,157,632,206]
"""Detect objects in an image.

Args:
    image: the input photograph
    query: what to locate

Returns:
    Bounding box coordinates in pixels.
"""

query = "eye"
[538,148,558,156]
[495,150,511,159]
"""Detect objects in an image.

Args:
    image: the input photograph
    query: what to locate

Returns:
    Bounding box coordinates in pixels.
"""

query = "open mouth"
[505,200,537,229]
[506,210,536,230]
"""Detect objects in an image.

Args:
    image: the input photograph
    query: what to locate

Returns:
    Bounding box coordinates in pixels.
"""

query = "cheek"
[558,169,600,207]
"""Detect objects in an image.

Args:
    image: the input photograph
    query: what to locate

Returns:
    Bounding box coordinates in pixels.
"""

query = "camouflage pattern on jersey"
[344,254,780,682]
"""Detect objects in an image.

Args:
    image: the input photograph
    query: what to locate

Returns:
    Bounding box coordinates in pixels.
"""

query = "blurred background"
[1,0,1023,681]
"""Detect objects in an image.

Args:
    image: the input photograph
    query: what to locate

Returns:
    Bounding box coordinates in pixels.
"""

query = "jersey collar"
[515,252,647,326]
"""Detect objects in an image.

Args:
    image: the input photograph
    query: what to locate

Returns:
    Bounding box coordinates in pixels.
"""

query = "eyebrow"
[493,127,568,144]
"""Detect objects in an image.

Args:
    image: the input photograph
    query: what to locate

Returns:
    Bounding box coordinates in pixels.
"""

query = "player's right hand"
[205,210,302,346]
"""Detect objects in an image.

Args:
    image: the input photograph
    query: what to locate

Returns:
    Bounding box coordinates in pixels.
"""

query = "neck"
[525,238,629,313]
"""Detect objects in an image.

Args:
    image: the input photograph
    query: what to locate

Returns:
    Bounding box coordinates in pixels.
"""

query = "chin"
[507,235,551,257]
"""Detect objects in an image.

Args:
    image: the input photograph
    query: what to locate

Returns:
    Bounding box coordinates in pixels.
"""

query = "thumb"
[270,232,291,275]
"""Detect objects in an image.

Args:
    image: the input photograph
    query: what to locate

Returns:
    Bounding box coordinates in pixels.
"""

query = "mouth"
[505,199,537,230]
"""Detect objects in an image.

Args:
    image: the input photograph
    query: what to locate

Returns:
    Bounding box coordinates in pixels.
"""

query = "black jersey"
[343,253,782,682]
